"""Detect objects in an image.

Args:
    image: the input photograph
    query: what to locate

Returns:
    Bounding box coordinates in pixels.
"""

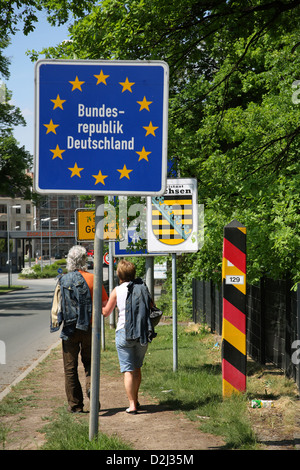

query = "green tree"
[0,35,33,197]
[30,0,300,284]
[0,0,91,197]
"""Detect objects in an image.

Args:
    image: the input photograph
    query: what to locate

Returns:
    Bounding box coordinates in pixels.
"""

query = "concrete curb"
[0,339,61,402]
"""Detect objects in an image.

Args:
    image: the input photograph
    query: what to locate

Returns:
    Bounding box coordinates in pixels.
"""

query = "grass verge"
[99,323,257,449]
[40,407,132,450]
[0,285,27,294]
[99,322,299,449]
[1,322,298,450]
[142,324,256,449]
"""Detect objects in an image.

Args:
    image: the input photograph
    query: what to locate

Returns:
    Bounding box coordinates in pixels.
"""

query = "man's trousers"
[62,327,91,412]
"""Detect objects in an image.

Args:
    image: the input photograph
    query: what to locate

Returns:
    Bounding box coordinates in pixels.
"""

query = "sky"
[4,12,70,156]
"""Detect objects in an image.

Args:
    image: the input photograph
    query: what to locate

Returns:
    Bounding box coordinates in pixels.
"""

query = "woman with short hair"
[102,259,153,414]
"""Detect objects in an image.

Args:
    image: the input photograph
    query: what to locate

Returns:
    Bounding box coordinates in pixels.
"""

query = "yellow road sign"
[76,209,118,241]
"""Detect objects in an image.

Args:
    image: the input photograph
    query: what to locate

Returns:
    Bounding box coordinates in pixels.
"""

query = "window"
[26,204,31,214]
[41,197,49,208]
[0,205,7,214]
[71,197,77,209]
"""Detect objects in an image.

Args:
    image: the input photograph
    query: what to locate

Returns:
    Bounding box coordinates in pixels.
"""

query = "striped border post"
[222,219,246,397]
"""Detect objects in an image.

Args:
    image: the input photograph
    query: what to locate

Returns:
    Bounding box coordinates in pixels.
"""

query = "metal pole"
[41,226,43,271]
[109,239,115,328]
[89,196,104,441]
[101,311,105,351]
[297,284,300,392]
[172,253,178,372]
[145,257,154,301]
[108,195,115,329]
[7,206,10,288]
[49,219,51,264]
[49,218,58,265]
[40,217,50,271]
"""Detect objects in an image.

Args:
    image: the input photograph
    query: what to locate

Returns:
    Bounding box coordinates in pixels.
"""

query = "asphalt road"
[0,267,111,393]
[0,274,61,392]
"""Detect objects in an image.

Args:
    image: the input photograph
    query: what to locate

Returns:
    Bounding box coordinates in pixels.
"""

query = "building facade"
[0,195,89,272]
[35,194,87,258]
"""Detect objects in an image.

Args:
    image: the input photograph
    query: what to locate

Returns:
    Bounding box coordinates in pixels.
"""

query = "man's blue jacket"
[50,271,92,340]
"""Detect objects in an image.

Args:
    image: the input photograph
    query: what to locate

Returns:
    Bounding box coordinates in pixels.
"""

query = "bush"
[157,284,193,321]
[19,261,67,279]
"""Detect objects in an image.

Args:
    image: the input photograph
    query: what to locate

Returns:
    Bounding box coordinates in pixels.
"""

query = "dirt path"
[2,343,299,451]
[1,348,225,451]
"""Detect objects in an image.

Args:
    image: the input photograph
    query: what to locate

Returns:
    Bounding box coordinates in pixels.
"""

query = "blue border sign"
[114,227,148,257]
[34,60,169,196]
[114,227,163,257]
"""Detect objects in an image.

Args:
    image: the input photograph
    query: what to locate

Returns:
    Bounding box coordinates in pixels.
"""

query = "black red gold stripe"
[222,220,246,397]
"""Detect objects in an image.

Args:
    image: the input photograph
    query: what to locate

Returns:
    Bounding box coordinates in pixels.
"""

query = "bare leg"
[124,368,141,411]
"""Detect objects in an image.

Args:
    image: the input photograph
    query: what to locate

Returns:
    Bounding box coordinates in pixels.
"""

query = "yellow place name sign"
[76,209,118,241]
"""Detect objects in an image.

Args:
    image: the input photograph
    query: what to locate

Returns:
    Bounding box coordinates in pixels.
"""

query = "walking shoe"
[87,389,100,410]
[69,407,84,413]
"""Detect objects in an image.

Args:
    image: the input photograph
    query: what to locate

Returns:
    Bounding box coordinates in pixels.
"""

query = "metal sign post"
[108,196,116,329]
[172,253,178,372]
[89,196,104,440]
[108,241,115,328]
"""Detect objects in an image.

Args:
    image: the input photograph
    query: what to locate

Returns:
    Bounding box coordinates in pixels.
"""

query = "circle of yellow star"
[69,76,85,91]
[68,162,84,178]
[119,77,135,93]
[50,145,65,160]
[117,164,133,179]
[43,119,59,134]
[143,121,159,136]
[92,170,108,185]
[137,96,152,111]
[51,94,66,110]
[136,147,151,162]
[94,70,109,85]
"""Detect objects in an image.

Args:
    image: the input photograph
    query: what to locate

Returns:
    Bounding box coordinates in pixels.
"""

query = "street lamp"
[49,218,58,264]
[40,217,50,271]
[7,204,21,288]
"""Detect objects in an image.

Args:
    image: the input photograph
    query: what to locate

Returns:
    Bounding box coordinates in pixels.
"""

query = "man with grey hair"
[51,245,108,413]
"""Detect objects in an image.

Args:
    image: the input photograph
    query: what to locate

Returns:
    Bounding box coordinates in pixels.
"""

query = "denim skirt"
[115,328,148,373]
